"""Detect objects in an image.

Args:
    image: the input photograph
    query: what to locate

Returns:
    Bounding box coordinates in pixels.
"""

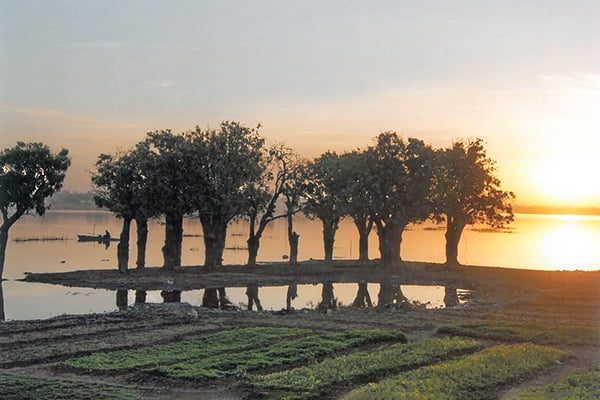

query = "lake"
[1,211,599,320]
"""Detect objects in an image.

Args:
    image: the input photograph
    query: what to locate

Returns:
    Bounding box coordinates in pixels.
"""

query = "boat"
[77,234,120,242]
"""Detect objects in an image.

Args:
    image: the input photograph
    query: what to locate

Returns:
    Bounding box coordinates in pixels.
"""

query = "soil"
[4,260,600,399]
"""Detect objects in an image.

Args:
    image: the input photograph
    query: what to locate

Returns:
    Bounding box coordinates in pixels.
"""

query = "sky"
[1,0,599,207]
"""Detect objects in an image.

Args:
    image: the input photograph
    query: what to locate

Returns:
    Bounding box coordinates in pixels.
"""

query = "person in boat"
[103,230,110,241]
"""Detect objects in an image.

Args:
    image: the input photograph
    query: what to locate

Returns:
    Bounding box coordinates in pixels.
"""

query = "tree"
[91,148,153,273]
[434,139,514,267]
[244,145,302,266]
[304,152,346,263]
[282,160,308,265]
[338,151,374,261]
[0,142,70,278]
[136,130,196,270]
[366,133,435,266]
[189,121,265,268]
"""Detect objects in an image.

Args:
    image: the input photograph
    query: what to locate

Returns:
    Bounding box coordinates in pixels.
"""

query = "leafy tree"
[189,121,265,268]
[244,145,301,266]
[434,139,514,267]
[338,151,374,261]
[304,152,346,263]
[136,130,196,270]
[0,142,70,278]
[91,148,153,273]
[366,133,435,266]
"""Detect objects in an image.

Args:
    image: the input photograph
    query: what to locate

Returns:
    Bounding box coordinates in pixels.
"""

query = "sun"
[532,157,598,203]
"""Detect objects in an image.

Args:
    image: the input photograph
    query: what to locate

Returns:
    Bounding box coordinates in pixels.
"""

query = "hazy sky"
[1,0,599,206]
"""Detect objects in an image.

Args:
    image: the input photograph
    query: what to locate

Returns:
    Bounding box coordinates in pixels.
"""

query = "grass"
[152,329,406,381]
[0,373,138,400]
[504,365,600,400]
[343,343,569,400]
[438,320,600,346]
[249,338,481,400]
[62,327,308,371]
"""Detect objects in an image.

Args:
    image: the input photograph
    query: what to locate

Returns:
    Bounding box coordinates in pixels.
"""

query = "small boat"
[77,234,120,242]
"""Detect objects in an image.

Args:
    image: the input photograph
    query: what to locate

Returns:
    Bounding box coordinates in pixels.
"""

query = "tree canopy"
[0,142,70,277]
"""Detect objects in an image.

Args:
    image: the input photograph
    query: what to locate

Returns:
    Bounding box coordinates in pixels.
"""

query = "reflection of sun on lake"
[538,215,599,270]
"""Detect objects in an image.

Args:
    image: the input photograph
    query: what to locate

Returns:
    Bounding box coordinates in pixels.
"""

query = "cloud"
[142,80,176,89]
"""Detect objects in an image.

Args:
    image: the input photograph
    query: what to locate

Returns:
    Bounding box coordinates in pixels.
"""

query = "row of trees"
[92,121,514,273]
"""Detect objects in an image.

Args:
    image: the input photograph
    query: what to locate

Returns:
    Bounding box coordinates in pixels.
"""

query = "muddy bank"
[22,260,600,292]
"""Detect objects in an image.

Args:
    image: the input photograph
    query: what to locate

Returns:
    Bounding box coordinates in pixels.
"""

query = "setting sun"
[532,157,600,203]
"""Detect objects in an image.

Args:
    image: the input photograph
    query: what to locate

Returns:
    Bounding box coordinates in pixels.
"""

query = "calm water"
[1,211,599,320]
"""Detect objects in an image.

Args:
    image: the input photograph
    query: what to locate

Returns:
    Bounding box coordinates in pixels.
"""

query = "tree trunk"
[163,213,183,270]
[135,216,148,269]
[117,217,132,274]
[0,226,9,279]
[247,235,260,266]
[352,215,372,262]
[287,212,299,265]
[445,216,466,267]
[201,215,228,268]
[376,222,405,266]
[322,218,339,263]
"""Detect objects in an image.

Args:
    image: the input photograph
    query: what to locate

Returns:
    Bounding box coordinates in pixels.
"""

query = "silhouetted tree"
[244,145,301,266]
[136,131,196,270]
[92,149,152,273]
[434,139,514,267]
[189,122,265,267]
[366,134,435,266]
[304,153,346,263]
[338,151,374,261]
[0,142,70,278]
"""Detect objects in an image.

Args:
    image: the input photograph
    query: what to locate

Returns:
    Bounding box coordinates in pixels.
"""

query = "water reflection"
[109,282,470,313]
[0,282,4,321]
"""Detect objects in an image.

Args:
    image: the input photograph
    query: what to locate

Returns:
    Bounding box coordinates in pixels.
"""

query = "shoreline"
[21,260,600,292]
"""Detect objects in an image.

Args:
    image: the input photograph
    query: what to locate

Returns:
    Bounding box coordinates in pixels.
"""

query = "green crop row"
[249,338,481,400]
[438,320,600,346]
[343,343,569,400]
[151,329,406,381]
[62,327,308,371]
[0,373,138,400]
[504,365,600,400]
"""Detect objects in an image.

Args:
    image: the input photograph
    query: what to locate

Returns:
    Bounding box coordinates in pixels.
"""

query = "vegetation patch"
[62,327,308,371]
[343,343,568,400]
[504,365,600,400]
[249,338,480,400]
[152,329,406,381]
[438,320,600,346]
[0,373,138,400]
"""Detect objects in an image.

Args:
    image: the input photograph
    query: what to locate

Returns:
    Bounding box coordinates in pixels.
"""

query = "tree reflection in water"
[352,281,372,308]
[135,290,146,304]
[202,288,232,309]
[246,285,263,311]
[317,281,337,311]
[116,289,128,310]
